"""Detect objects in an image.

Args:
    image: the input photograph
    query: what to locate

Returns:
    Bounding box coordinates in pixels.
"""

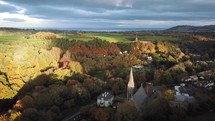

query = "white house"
[147,56,153,61]
[97,92,114,107]
[181,75,198,82]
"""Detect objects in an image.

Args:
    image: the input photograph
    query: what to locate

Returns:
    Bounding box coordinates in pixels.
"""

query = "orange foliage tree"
[90,108,110,121]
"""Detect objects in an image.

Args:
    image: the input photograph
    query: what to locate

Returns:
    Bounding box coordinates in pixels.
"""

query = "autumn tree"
[33,92,53,110]
[153,69,163,84]
[141,97,170,121]
[14,95,34,110]
[83,77,104,97]
[22,108,39,121]
[212,69,215,81]
[131,41,155,54]
[160,71,173,84]
[104,70,112,79]
[115,101,138,121]
[90,108,110,121]
[169,108,186,121]
[163,89,175,101]
[34,32,56,40]
[68,84,91,105]
[69,61,83,74]
[107,78,126,94]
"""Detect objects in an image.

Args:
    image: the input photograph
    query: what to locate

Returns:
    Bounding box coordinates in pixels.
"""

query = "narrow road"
[62,112,82,121]
[62,102,96,121]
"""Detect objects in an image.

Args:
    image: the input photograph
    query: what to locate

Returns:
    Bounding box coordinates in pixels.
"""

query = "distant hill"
[166,25,215,32]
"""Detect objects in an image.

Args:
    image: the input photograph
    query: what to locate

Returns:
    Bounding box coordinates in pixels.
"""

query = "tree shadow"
[0,99,14,114]
[0,74,64,121]
[0,71,105,121]
[180,41,215,58]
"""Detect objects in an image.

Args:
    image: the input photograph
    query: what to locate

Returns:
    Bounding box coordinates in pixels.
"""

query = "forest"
[0,29,215,121]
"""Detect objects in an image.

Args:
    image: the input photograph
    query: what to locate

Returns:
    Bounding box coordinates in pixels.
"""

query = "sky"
[0,0,215,29]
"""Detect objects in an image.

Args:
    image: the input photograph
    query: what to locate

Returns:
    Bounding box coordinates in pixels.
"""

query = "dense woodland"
[0,30,215,121]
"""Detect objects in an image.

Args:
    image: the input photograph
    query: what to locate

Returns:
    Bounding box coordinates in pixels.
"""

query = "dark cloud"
[3,18,25,22]
[1,0,215,28]
[0,4,17,12]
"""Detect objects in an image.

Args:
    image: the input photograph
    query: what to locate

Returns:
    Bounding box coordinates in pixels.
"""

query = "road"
[62,102,96,121]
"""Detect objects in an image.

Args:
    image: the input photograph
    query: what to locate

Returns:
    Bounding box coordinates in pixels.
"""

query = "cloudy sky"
[0,0,215,29]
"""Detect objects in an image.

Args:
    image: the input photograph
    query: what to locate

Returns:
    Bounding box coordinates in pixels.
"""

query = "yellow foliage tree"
[34,32,56,40]
[69,61,83,74]
[164,89,175,101]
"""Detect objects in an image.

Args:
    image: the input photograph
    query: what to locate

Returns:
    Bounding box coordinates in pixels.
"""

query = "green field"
[0,34,51,53]
[140,35,179,41]
[0,35,24,40]
[0,31,181,50]
[0,32,182,54]
[59,32,180,43]
[58,33,129,42]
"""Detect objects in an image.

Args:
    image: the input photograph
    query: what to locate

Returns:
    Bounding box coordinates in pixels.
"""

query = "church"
[127,67,148,109]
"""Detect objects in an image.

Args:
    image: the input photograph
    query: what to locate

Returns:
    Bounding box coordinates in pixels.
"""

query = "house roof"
[175,95,187,102]
[132,85,147,108]
[175,95,195,103]
[179,86,187,94]
[97,91,113,100]
[174,86,180,92]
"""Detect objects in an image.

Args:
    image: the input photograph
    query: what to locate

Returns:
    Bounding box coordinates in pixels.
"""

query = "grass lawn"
[60,32,180,43]
[0,35,51,52]
[139,35,180,41]
[0,35,25,41]
[0,32,182,52]
[60,33,130,42]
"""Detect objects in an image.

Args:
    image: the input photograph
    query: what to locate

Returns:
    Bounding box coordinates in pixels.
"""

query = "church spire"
[127,67,135,100]
[135,34,138,41]
[128,67,134,87]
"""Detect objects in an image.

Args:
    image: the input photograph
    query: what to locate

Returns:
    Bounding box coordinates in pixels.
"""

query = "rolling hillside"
[166,25,215,32]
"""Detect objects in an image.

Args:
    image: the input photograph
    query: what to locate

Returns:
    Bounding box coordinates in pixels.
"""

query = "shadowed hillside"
[167,25,215,32]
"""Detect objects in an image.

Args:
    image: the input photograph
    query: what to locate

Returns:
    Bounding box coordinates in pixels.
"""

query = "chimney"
[146,82,153,95]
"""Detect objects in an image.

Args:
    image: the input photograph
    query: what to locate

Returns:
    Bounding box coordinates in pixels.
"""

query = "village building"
[133,65,144,69]
[204,81,214,90]
[97,91,114,107]
[189,53,201,60]
[170,84,196,109]
[120,51,129,55]
[181,75,198,82]
[127,67,149,109]
[147,56,153,61]
[198,70,212,80]
[181,70,213,84]
[132,84,147,109]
